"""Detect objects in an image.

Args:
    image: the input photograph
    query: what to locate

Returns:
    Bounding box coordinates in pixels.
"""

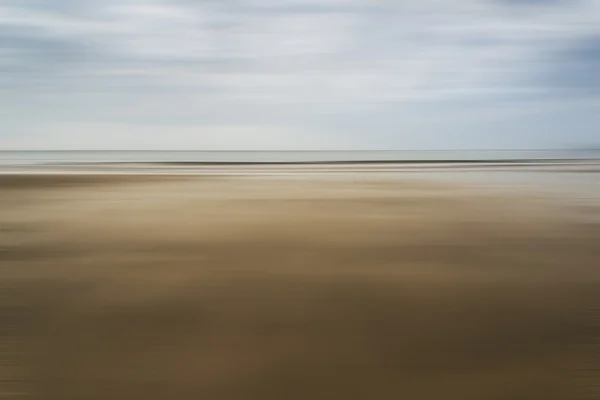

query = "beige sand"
[1,175,599,399]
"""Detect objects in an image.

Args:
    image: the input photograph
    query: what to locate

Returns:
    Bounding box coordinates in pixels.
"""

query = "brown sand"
[1,174,599,399]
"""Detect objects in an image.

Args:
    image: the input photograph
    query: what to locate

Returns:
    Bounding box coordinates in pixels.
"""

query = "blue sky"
[1,0,599,150]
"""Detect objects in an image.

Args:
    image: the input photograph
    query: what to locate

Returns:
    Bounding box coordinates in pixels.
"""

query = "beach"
[1,172,599,399]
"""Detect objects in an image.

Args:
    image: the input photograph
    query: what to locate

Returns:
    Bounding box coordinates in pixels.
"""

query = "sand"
[1,174,599,399]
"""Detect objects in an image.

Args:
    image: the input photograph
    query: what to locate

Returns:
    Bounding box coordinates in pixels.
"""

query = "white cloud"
[3,0,600,149]
[101,2,216,60]
[4,0,600,98]
[1,122,339,150]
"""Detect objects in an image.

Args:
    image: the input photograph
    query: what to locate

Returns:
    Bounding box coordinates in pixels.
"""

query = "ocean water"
[1,150,599,165]
[2,150,599,203]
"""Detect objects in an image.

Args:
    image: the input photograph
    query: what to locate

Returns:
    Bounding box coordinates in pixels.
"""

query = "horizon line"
[1,148,598,152]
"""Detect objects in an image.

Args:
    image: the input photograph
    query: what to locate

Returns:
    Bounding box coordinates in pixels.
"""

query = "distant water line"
[1,150,599,166]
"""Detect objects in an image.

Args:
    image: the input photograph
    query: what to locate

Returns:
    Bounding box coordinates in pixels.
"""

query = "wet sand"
[1,174,599,399]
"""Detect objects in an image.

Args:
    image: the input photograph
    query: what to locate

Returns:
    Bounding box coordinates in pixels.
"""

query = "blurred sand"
[1,174,599,399]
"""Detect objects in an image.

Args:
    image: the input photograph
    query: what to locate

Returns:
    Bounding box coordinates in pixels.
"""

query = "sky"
[1,0,599,150]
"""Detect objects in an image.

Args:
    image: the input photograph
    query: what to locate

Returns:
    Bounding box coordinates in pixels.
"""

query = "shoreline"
[2,161,600,206]
[40,158,600,165]
[1,158,598,172]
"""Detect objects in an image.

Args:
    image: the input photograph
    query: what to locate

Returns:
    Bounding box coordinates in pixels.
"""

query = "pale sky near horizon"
[1,0,599,150]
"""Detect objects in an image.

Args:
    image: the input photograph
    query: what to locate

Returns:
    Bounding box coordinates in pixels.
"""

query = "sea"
[1,149,599,203]
[1,149,599,165]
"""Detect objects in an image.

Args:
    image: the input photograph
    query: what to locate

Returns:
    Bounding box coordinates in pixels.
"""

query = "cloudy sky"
[1,0,599,150]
